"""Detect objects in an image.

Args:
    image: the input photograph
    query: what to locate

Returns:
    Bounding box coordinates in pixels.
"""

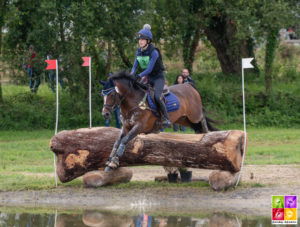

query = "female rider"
[130,24,171,128]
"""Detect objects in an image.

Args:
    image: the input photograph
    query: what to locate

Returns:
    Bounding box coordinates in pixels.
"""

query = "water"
[0,207,293,227]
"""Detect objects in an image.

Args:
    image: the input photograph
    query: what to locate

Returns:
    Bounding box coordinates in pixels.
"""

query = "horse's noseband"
[102,88,125,113]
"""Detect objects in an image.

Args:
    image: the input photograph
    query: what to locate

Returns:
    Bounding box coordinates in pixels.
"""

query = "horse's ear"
[99,80,106,86]
[110,79,116,86]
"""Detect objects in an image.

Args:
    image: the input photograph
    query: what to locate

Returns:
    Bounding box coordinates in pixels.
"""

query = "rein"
[103,78,154,118]
[103,88,126,113]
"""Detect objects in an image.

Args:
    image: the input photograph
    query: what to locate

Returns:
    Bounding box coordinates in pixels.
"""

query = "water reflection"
[0,208,291,227]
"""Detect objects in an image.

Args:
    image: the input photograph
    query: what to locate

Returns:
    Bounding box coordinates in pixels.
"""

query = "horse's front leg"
[105,128,125,167]
[105,124,141,172]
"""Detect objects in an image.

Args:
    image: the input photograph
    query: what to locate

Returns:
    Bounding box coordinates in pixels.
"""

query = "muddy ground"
[0,165,300,216]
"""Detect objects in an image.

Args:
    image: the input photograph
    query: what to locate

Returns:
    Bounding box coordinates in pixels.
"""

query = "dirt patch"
[131,164,300,186]
[1,165,300,216]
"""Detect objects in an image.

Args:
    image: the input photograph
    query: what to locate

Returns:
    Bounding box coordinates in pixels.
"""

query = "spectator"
[26,45,41,93]
[181,68,195,85]
[173,75,186,132]
[288,26,297,40]
[104,105,121,129]
[47,54,64,93]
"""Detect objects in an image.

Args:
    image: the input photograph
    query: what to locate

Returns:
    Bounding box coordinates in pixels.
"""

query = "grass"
[0,128,300,191]
[246,128,300,165]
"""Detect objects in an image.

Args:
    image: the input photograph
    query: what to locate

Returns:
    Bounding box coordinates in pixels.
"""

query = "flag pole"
[235,58,252,187]
[45,59,59,187]
[89,58,92,128]
[54,59,58,187]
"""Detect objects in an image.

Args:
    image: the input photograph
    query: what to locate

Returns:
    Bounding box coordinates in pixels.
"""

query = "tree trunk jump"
[50,127,247,183]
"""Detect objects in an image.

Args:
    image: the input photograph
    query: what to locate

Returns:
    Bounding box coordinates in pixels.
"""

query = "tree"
[2,0,145,98]
[153,0,256,74]
[0,0,8,103]
[154,0,297,77]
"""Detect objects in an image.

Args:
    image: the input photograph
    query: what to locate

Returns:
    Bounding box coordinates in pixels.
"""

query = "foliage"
[0,84,106,130]
[1,0,145,100]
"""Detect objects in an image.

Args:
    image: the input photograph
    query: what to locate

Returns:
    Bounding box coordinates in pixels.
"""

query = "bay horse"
[101,71,217,172]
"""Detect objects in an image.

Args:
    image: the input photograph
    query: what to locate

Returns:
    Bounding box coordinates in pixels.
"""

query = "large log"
[50,127,247,183]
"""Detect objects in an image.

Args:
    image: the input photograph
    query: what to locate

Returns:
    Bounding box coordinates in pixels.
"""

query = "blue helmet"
[137,24,152,41]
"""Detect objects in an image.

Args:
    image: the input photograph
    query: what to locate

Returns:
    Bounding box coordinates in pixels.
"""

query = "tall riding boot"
[157,100,171,128]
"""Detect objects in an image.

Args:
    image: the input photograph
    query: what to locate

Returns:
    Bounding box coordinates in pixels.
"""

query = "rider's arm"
[138,49,159,78]
[130,58,138,75]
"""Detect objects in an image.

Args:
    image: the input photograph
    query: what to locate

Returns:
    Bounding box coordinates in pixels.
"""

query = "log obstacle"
[50,127,247,187]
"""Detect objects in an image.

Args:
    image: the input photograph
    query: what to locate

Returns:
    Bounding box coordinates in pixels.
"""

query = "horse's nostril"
[105,113,110,117]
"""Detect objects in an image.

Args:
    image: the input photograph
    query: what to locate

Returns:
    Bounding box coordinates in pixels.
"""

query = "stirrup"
[162,119,171,128]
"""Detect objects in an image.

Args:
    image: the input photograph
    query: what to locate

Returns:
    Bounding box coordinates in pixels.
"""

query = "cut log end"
[208,170,240,191]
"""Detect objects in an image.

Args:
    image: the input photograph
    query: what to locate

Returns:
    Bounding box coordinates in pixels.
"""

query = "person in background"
[181,68,195,85]
[26,45,41,93]
[173,75,186,132]
[104,105,121,129]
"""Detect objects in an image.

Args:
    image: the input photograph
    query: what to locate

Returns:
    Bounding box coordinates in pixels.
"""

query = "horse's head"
[101,71,144,119]
[101,78,122,120]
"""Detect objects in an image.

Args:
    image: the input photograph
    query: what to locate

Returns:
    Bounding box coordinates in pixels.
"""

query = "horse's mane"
[109,71,135,81]
[109,71,146,91]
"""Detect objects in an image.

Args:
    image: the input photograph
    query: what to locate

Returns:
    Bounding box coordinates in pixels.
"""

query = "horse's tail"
[206,116,219,131]
[203,107,219,132]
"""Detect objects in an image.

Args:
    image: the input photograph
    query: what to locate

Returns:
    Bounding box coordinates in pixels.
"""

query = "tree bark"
[50,127,247,183]
[265,28,279,97]
[105,41,112,75]
[83,167,133,188]
[0,0,7,104]
[204,16,251,74]
[115,42,132,68]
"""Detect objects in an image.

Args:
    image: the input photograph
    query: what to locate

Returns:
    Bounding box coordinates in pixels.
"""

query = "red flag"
[82,57,91,67]
[45,60,57,70]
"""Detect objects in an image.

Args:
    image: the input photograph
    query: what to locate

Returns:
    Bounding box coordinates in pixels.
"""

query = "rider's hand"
[140,76,147,84]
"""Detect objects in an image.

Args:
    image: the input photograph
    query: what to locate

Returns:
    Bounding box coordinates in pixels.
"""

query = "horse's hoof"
[108,161,119,169]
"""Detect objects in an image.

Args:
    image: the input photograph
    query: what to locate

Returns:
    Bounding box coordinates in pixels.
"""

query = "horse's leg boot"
[108,157,119,168]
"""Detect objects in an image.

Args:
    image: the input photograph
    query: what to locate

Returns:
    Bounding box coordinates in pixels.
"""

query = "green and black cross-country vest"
[137,44,165,78]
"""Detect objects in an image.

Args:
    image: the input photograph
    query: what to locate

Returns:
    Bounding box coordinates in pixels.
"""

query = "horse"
[101,71,217,172]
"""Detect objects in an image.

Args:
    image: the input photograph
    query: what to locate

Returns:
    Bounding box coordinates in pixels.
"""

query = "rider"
[131,24,171,128]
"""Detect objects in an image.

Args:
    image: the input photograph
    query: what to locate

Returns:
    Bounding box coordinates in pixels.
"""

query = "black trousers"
[148,73,169,119]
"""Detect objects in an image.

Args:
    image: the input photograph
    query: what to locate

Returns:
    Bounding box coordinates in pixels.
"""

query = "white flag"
[242,58,254,69]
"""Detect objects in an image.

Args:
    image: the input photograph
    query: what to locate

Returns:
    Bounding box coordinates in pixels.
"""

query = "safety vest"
[136,44,165,78]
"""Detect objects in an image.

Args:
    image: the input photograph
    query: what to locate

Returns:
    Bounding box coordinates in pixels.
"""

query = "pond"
[0,207,287,227]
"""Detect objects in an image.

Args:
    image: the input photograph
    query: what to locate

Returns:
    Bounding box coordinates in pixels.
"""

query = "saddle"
[139,85,180,114]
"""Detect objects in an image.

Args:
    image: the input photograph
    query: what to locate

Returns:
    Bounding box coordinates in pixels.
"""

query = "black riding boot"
[157,99,171,128]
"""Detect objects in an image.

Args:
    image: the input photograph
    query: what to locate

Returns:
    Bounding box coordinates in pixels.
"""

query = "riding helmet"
[137,24,152,41]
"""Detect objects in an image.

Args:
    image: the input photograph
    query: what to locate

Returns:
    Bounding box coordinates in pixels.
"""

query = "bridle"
[102,88,125,114]
[102,79,152,118]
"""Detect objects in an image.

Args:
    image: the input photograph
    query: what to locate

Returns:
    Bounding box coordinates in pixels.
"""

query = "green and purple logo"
[272,195,297,225]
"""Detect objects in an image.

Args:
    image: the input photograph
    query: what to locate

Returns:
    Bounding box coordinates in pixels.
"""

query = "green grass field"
[0,128,300,191]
